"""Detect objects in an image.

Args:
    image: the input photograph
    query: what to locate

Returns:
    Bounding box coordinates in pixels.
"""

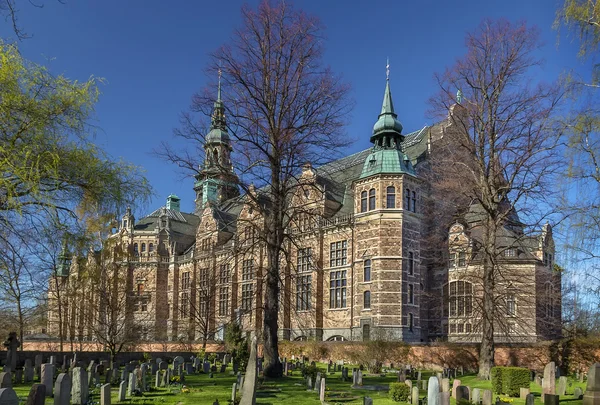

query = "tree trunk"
[478,217,496,379]
[262,244,282,377]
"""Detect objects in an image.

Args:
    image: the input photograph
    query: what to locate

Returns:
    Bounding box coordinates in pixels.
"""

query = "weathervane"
[386,57,390,80]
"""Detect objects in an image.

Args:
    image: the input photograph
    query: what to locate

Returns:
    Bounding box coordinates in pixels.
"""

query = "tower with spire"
[193,71,240,213]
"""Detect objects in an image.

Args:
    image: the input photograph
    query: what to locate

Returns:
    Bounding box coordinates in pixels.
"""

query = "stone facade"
[46,79,561,344]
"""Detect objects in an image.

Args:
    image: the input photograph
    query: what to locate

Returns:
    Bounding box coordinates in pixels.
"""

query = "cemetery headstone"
[472,388,481,405]
[428,376,440,405]
[482,390,492,405]
[231,383,237,402]
[40,364,55,396]
[557,376,567,396]
[34,355,42,380]
[442,378,449,393]
[357,370,363,386]
[100,384,110,405]
[239,336,258,405]
[525,393,535,405]
[456,386,469,402]
[543,361,556,401]
[307,376,312,390]
[2,333,19,372]
[0,387,19,405]
[406,379,413,392]
[25,384,45,405]
[364,397,373,405]
[71,367,89,405]
[452,379,462,398]
[412,386,419,405]
[520,388,530,399]
[118,381,126,402]
[584,363,600,405]
[159,361,167,370]
[24,360,33,383]
[203,361,211,374]
[422,380,428,390]
[315,372,322,392]
[574,387,583,399]
[128,372,136,396]
[13,370,21,384]
[439,391,450,405]
[544,394,559,405]
[54,373,71,405]
[0,373,11,389]
[319,377,326,402]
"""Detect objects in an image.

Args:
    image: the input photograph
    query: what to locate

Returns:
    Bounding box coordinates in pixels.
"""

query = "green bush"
[388,382,410,402]
[491,367,530,397]
[301,363,321,381]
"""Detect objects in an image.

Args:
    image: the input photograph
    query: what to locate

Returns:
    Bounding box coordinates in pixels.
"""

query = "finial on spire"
[217,68,222,102]
[457,89,463,104]
[386,57,390,81]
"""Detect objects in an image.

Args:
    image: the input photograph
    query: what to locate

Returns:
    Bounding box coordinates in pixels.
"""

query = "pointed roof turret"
[371,61,403,143]
[206,69,231,145]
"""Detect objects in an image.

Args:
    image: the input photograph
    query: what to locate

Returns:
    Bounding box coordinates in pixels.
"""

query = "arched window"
[363,259,371,282]
[386,186,396,208]
[368,188,376,210]
[364,291,371,309]
[213,149,219,165]
[405,188,411,211]
[141,243,146,252]
[149,243,154,253]
[294,336,308,341]
[326,335,345,342]
[133,243,139,254]
[360,191,367,213]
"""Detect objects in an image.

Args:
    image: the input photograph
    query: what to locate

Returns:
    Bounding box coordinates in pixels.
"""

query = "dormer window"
[504,248,517,257]
[123,220,127,229]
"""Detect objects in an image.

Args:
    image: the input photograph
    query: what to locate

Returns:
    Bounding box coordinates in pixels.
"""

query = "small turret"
[56,240,72,277]
[166,194,181,212]
[121,206,134,233]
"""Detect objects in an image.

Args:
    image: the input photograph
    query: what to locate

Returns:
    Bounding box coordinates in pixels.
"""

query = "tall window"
[329,241,347,267]
[296,275,312,311]
[412,191,416,212]
[364,291,371,309]
[219,286,229,316]
[405,188,411,211]
[329,270,347,308]
[219,264,230,284]
[449,253,456,269]
[181,292,189,317]
[297,248,312,272]
[368,188,376,210]
[446,280,473,318]
[506,290,516,316]
[408,313,414,331]
[408,284,414,304]
[363,259,371,282]
[241,283,253,311]
[408,252,414,275]
[360,191,367,213]
[242,259,254,281]
[141,243,146,252]
[386,186,396,208]
[181,271,190,290]
[133,243,139,254]
[199,267,209,290]
[363,324,370,341]
[545,283,554,318]
[149,243,154,253]
[458,251,466,267]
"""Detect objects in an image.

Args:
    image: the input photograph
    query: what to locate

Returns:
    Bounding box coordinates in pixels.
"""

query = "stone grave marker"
[0,373,11,389]
[544,394,559,405]
[49,356,56,366]
[203,361,211,374]
[422,380,428,390]
[151,362,158,376]
[231,383,237,402]
[0,387,19,405]
[557,376,567,396]
[456,386,469,402]
[54,373,71,405]
[535,374,543,387]
[482,389,492,405]
[71,367,88,405]
[584,363,600,405]
[411,386,419,405]
[442,378,449,392]
[315,372,322,392]
[140,364,149,391]
[118,381,126,402]
[239,336,258,405]
[155,371,161,388]
[357,370,363,386]
[452,379,462,398]
[41,364,54,396]
[128,372,136,396]
[26,384,45,405]
[543,361,556,400]
[364,397,373,405]
[34,355,42,379]
[104,369,111,385]
[405,379,413,392]
[428,376,440,405]
[159,361,167,370]
[574,387,583,399]
[307,376,313,390]
[13,371,21,385]
[525,393,535,405]
[319,377,326,402]
[100,384,110,405]
[439,391,450,405]
[120,369,128,383]
[472,388,481,405]
[2,333,19,372]
[24,359,33,383]
[520,388,530,399]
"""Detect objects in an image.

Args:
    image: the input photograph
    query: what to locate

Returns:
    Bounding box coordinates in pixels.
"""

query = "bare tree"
[429,19,564,378]
[158,1,352,377]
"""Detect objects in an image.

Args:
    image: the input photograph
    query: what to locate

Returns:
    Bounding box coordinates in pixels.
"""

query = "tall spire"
[217,68,222,103]
[371,60,403,143]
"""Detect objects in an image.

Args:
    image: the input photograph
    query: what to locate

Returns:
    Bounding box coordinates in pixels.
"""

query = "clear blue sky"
[3,0,585,215]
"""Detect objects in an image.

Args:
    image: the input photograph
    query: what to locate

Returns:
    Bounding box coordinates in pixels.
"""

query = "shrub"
[491,367,530,397]
[302,363,322,381]
[388,382,410,402]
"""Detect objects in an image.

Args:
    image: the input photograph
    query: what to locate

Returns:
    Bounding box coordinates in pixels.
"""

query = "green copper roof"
[359,148,414,179]
[371,79,403,141]
[206,73,231,145]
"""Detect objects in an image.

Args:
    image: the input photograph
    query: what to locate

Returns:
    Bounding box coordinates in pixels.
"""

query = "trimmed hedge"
[389,382,410,402]
[491,367,530,397]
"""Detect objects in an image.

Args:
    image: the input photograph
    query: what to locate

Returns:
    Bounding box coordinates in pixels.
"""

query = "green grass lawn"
[8,364,588,405]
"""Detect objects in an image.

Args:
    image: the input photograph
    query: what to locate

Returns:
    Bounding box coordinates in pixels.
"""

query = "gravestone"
[428,376,440,405]
[105,369,111,385]
[342,367,348,381]
[520,388,530,399]
[315,372,322,392]
[158,361,167,370]
[307,376,313,390]
[185,363,194,374]
[151,362,158,376]
[319,377,326,402]
[456,386,469,402]
[525,393,535,405]
[71,367,89,405]
[0,373,10,389]
[120,369,129,383]
[128,372,136,396]
[452,379,462,398]
[220,364,226,373]
[482,389,492,405]
[472,388,481,405]
[54,373,71,405]
[422,380,428,390]
[412,386,419,405]
[284,362,288,376]
[357,370,363,386]
[155,371,161,388]
[49,356,56,366]
[439,391,450,405]
[13,370,21,384]
[118,381,126,402]
[364,397,373,405]
[203,361,211,374]
[557,376,567,396]
[231,383,237,402]
[544,394,559,405]
[574,387,583,399]
[584,363,600,405]
[405,380,413,392]
[140,364,149,391]
[0,387,19,405]
[417,371,422,381]
[2,333,19,372]
[535,375,543,387]
[352,369,358,386]
[41,364,55,396]
[24,359,33,383]
[173,356,184,372]
[26,384,45,405]
[34,355,42,379]
[239,336,258,405]
[442,378,449,393]
[543,361,556,401]
[100,384,110,405]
